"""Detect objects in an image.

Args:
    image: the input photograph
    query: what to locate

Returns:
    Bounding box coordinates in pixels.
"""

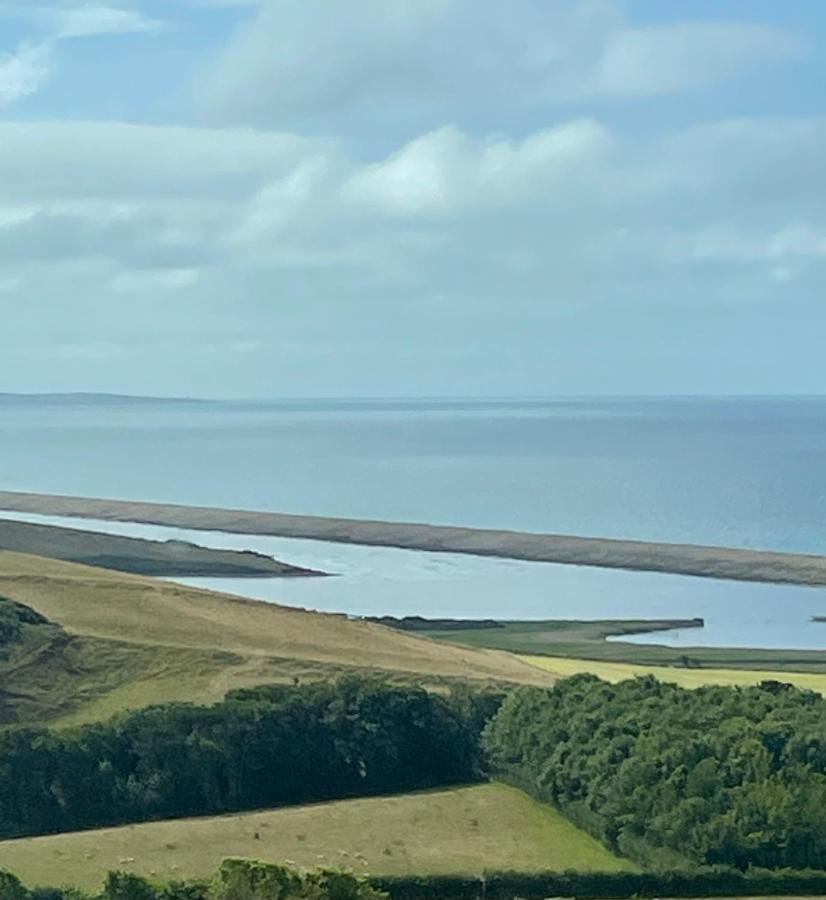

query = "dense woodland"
[6,627,826,878]
[0,679,498,839]
[484,674,826,869]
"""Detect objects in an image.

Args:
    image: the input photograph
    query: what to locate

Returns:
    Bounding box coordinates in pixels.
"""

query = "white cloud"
[677,224,826,265]
[54,5,164,38]
[0,121,337,280]
[0,121,322,203]
[0,110,824,397]
[769,226,826,259]
[0,2,820,396]
[343,120,610,217]
[592,21,803,98]
[0,205,39,227]
[201,0,803,134]
[0,3,164,108]
[0,42,51,106]
[0,113,822,292]
[0,2,163,36]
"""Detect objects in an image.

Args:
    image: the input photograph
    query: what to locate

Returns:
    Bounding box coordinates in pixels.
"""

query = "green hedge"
[0,861,386,900]
[373,867,826,900]
[7,864,826,900]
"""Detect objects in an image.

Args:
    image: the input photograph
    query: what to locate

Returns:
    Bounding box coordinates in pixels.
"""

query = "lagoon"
[4,395,826,650]
[3,511,826,650]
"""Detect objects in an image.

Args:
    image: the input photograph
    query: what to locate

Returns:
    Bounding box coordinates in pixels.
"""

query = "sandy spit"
[1,491,825,586]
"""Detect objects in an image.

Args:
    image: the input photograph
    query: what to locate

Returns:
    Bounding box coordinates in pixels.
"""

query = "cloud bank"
[0,0,822,396]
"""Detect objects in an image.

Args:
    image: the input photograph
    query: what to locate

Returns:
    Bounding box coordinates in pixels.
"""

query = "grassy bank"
[0,784,632,890]
[0,551,552,726]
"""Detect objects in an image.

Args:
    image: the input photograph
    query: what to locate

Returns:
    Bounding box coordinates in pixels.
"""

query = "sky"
[0,0,825,399]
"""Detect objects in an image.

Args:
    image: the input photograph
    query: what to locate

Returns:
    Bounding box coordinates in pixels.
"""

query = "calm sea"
[2,395,826,648]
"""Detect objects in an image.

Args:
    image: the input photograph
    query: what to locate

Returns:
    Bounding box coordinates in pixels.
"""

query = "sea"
[2,394,826,650]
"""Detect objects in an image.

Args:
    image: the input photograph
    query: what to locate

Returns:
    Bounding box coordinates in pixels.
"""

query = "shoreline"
[0,516,324,578]
[2,490,826,586]
[362,615,706,635]
[408,618,826,674]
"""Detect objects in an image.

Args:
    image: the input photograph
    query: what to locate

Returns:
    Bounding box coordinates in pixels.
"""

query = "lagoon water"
[2,395,826,649]
[1,510,825,650]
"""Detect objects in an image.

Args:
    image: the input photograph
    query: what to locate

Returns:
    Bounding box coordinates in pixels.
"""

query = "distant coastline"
[0,392,209,406]
[3,490,826,587]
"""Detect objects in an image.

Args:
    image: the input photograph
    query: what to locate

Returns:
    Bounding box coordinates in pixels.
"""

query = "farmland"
[522,654,826,692]
[0,784,632,891]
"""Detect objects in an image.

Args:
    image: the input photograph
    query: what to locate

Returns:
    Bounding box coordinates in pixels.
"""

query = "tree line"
[6,659,826,873]
[0,859,386,900]
[10,859,826,900]
[483,674,826,870]
[0,678,499,840]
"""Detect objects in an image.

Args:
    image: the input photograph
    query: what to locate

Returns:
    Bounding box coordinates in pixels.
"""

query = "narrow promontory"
[1,490,826,586]
[0,516,322,577]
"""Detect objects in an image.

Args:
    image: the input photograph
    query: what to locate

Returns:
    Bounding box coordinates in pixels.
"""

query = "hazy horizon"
[5,391,826,404]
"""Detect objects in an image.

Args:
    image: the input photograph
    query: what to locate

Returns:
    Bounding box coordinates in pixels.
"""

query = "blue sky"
[1,0,825,398]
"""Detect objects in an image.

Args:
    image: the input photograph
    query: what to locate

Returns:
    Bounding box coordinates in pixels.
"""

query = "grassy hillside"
[523,654,826,692]
[0,784,633,890]
[0,550,552,725]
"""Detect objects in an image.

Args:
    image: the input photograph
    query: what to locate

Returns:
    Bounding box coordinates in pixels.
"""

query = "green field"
[0,784,633,890]
[523,654,826,692]
[420,618,826,674]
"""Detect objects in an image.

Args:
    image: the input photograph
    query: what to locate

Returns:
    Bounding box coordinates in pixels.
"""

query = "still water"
[3,395,826,649]
[4,511,826,650]
[1,395,826,552]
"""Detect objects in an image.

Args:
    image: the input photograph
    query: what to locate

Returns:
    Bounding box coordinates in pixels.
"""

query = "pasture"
[0,784,633,891]
[524,654,826,692]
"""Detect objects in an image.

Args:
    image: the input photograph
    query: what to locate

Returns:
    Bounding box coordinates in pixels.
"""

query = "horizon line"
[3,391,826,404]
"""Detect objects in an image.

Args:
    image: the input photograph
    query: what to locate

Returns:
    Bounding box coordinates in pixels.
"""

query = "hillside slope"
[0,784,631,890]
[0,551,552,725]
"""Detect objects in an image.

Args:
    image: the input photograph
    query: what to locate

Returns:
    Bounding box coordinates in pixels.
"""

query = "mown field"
[523,654,826,692]
[0,784,633,890]
[0,550,553,726]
